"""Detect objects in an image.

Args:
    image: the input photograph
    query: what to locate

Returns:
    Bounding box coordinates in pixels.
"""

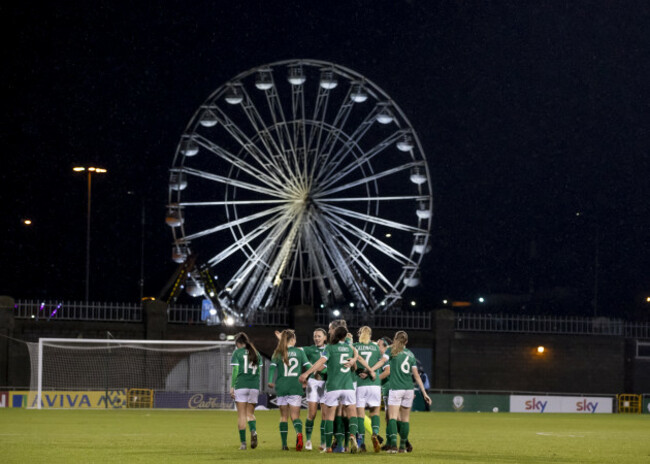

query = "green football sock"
[248,420,256,433]
[342,416,350,447]
[292,418,303,434]
[349,416,358,437]
[357,417,365,443]
[305,419,314,440]
[239,429,246,443]
[399,421,410,448]
[320,420,326,445]
[387,419,398,447]
[279,421,288,447]
[371,414,380,435]
[325,420,334,447]
[397,421,405,448]
[334,416,344,447]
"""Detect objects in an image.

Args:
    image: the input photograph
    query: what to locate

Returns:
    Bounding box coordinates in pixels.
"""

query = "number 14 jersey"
[230,347,262,390]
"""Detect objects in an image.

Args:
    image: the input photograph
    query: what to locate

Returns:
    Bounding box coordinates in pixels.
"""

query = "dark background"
[2,1,649,319]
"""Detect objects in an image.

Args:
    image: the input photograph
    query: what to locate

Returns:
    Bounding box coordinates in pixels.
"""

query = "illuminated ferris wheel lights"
[397,135,414,152]
[350,84,368,103]
[410,166,428,185]
[224,87,243,105]
[180,140,199,157]
[320,69,338,89]
[169,172,187,191]
[199,110,218,127]
[416,200,432,219]
[255,70,273,90]
[287,65,306,85]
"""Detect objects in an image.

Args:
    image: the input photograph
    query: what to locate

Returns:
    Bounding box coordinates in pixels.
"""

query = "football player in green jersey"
[230,332,262,450]
[381,331,431,453]
[354,326,385,452]
[328,319,353,451]
[377,336,392,451]
[268,329,312,451]
[300,325,366,454]
[302,328,328,451]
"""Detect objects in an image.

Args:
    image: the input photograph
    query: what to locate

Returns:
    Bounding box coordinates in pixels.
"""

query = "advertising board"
[510,395,613,413]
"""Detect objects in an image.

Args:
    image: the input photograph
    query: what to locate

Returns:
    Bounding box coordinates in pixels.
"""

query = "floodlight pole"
[73,166,107,304]
[85,170,92,305]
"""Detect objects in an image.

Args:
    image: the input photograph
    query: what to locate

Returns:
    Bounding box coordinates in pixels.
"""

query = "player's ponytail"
[358,326,372,344]
[273,329,295,366]
[331,326,348,344]
[235,332,259,367]
[391,331,408,357]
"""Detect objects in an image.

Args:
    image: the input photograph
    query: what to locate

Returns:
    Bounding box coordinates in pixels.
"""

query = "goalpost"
[27,338,236,410]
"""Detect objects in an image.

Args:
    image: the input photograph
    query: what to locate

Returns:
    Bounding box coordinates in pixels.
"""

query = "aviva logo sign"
[9,390,127,409]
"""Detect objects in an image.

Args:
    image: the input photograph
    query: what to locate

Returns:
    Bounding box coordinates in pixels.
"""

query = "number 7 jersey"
[230,347,262,389]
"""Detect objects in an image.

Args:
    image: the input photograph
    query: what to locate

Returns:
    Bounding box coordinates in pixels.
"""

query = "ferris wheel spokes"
[320,202,424,234]
[317,195,429,203]
[236,85,305,191]
[304,217,345,301]
[209,106,301,193]
[312,214,380,310]
[180,204,286,243]
[317,130,404,190]
[312,106,380,186]
[314,161,423,198]
[179,166,284,198]
[320,208,416,266]
[192,134,287,190]
[205,211,287,266]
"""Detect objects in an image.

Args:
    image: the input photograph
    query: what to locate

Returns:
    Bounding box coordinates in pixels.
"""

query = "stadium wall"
[445,331,625,393]
[1,299,648,394]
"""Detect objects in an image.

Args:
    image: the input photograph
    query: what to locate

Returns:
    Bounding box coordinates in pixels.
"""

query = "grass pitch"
[0,409,648,463]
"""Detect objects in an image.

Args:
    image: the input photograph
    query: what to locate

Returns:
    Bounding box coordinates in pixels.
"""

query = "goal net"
[26,338,235,409]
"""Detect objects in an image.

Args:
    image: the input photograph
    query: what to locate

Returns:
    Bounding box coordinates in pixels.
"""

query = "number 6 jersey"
[383,346,417,391]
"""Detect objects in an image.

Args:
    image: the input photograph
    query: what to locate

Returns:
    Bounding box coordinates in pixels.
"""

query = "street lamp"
[73,166,107,303]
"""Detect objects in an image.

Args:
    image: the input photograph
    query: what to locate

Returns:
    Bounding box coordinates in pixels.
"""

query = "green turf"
[0,409,648,463]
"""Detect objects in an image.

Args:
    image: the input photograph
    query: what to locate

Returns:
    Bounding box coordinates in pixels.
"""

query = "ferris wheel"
[167,59,433,321]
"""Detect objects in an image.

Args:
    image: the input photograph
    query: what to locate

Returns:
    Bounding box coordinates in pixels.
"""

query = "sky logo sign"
[524,398,548,413]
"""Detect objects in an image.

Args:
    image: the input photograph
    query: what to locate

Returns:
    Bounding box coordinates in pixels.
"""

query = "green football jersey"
[322,342,355,391]
[303,344,327,364]
[303,344,328,381]
[230,347,262,390]
[380,364,390,397]
[353,342,382,387]
[270,347,311,396]
[384,346,417,391]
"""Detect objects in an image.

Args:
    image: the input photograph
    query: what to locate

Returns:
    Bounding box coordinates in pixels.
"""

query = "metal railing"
[166,306,289,326]
[166,305,202,324]
[13,300,142,322]
[455,313,650,338]
[315,308,432,330]
[12,301,650,337]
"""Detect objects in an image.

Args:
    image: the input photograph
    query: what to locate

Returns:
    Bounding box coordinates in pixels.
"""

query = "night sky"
[2,1,649,319]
